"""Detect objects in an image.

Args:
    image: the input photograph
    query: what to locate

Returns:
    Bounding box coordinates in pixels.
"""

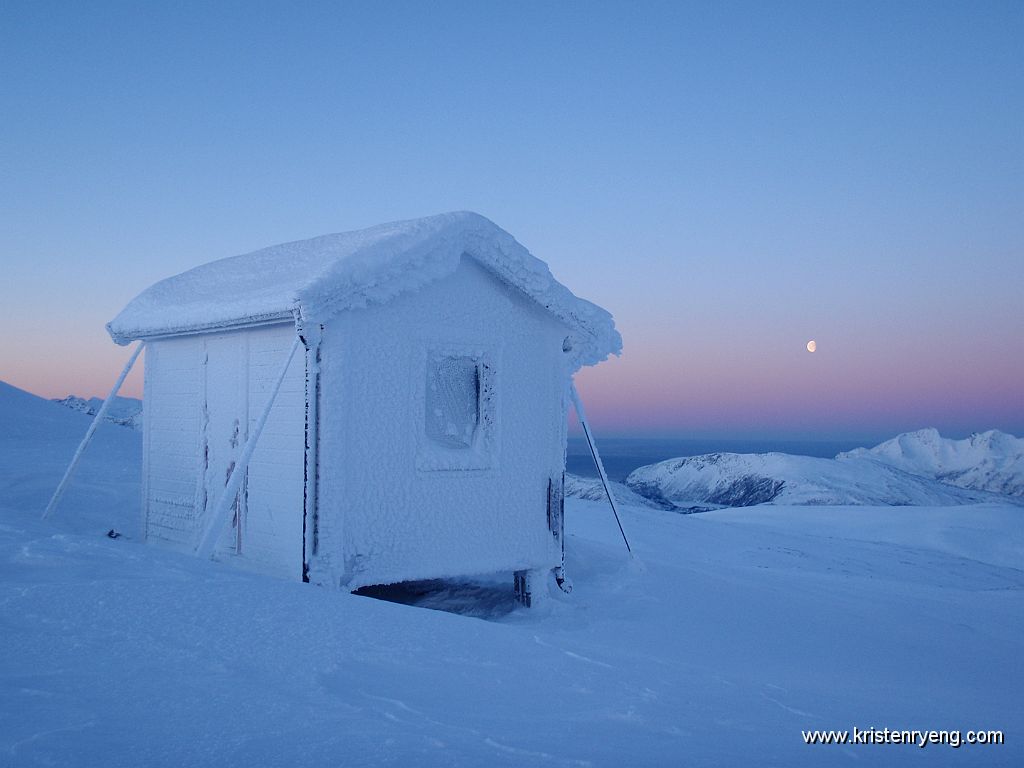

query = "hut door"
[202,335,248,556]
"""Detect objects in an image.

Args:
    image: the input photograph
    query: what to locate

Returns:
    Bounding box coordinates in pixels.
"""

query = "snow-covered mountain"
[837,428,1024,497]
[53,394,143,430]
[625,450,1014,508]
[564,473,677,510]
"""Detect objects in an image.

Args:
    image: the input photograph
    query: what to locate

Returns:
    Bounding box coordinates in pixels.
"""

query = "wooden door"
[201,334,248,556]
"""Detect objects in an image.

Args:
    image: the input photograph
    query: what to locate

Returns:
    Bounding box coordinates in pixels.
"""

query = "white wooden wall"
[143,335,204,545]
[143,323,305,579]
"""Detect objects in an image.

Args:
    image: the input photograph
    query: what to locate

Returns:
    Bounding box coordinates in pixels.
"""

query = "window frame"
[415,343,499,472]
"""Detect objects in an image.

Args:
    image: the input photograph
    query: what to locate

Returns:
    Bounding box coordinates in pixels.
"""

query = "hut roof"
[107,212,620,365]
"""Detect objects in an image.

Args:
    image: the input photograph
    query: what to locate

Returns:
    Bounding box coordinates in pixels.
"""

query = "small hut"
[106,212,620,600]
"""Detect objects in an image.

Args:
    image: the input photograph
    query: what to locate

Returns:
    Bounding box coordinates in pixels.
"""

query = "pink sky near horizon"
[572,330,1024,439]
[5,296,1020,442]
[4,228,1022,443]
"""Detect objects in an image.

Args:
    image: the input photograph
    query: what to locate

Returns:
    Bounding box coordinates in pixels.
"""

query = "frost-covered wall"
[143,323,304,579]
[313,256,570,589]
[243,325,305,577]
[143,336,202,545]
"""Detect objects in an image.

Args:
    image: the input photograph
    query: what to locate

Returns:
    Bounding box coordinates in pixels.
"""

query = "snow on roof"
[107,212,621,365]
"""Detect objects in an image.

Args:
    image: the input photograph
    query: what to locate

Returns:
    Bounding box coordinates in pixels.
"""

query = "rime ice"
[106,213,621,590]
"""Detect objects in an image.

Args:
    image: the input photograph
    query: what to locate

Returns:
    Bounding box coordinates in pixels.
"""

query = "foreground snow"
[1,389,1022,766]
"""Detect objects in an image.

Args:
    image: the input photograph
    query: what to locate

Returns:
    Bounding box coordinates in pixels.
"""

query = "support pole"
[42,341,145,521]
[195,335,301,559]
[569,380,632,555]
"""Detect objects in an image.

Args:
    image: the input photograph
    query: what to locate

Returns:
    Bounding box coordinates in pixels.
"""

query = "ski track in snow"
[759,693,818,720]
[7,720,97,761]
[532,635,615,669]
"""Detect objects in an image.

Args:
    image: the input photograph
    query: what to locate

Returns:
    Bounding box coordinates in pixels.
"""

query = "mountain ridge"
[617,429,1023,509]
[837,428,1024,497]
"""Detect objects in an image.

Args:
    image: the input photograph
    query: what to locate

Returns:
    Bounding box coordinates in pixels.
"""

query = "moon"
[806,340,817,353]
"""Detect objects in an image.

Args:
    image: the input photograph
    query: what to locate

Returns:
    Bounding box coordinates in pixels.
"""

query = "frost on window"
[418,348,497,472]
[426,356,480,449]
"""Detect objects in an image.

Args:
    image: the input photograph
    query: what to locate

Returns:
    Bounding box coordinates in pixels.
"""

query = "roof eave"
[106,311,297,346]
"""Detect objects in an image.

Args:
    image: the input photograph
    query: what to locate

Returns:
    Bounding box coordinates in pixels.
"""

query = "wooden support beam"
[513,569,533,608]
[570,380,632,555]
[43,341,145,520]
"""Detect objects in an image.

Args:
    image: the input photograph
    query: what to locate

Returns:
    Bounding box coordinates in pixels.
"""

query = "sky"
[1,0,1021,443]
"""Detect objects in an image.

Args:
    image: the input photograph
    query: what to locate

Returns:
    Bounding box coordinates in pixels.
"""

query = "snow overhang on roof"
[107,212,622,366]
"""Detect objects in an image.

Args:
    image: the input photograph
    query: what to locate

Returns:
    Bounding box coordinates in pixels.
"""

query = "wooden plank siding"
[143,323,306,579]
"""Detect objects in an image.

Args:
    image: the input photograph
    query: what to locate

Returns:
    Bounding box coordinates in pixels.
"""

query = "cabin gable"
[313,256,571,589]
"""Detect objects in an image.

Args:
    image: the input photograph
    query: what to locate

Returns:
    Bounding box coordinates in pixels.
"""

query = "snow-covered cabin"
[107,212,620,596]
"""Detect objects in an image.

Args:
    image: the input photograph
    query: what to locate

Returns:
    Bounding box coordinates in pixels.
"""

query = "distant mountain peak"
[836,428,1023,497]
[616,428,1024,510]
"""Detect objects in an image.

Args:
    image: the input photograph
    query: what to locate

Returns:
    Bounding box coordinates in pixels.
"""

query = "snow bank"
[106,212,621,367]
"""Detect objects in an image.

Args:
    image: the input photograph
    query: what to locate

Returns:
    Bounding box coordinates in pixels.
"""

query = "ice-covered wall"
[313,256,570,589]
[143,336,203,546]
[140,253,586,587]
[143,324,305,579]
[240,325,305,578]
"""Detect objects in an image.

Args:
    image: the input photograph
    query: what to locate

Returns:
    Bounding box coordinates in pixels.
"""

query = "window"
[426,355,480,449]
[417,348,497,471]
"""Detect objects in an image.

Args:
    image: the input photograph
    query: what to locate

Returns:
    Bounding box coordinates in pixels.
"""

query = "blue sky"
[2,1,1021,440]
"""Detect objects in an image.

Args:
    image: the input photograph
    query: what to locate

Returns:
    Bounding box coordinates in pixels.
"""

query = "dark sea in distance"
[567,437,869,482]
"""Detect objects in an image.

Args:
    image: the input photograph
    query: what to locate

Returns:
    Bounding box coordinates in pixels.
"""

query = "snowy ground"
[2,386,1022,766]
